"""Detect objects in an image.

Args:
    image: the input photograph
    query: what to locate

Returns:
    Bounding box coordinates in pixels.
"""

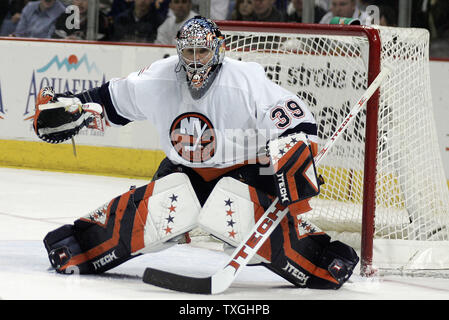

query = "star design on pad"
[89,208,105,221]
[163,194,178,235]
[227,219,235,227]
[298,218,317,234]
[166,215,174,224]
[270,135,302,161]
[224,197,238,239]
[84,204,108,226]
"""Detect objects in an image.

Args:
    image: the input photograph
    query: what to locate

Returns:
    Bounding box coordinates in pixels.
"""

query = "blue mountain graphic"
[37,54,100,73]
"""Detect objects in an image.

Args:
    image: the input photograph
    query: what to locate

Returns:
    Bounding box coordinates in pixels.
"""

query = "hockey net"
[210,21,449,276]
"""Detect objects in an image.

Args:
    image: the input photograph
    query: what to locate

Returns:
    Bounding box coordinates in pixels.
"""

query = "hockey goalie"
[33,16,359,290]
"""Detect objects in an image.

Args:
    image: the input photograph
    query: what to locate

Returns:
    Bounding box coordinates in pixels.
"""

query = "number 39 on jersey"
[270,100,305,129]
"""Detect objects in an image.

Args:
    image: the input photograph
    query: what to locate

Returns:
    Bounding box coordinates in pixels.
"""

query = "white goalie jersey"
[108,56,317,169]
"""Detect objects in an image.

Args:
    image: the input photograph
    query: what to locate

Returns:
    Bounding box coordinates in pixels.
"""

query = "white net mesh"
[220,24,449,271]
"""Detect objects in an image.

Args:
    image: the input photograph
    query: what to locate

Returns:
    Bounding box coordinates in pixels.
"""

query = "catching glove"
[29,87,104,144]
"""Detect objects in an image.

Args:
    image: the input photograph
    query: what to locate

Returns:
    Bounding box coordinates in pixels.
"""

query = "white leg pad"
[198,177,271,263]
[199,177,259,247]
[137,173,201,254]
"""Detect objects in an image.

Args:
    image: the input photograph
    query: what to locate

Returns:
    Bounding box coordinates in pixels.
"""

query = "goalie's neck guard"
[176,63,222,100]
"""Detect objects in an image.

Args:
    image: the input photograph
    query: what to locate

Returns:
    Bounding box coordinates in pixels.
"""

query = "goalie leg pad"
[198,177,359,289]
[44,173,201,274]
[198,176,273,264]
[264,215,359,289]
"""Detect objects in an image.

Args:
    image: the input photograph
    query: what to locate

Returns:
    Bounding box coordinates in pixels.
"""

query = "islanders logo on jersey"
[170,112,216,163]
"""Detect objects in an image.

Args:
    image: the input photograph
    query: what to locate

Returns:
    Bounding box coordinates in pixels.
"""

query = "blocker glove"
[28,87,104,144]
[267,132,322,206]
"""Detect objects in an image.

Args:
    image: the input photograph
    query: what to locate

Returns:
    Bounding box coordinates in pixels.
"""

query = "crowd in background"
[0,0,448,57]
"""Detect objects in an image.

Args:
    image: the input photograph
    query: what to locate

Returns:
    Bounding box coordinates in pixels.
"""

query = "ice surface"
[1,167,449,300]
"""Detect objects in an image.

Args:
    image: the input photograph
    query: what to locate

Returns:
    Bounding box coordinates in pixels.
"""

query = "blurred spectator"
[52,0,112,40]
[155,0,196,45]
[410,0,430,30]
[112,0,165,42]
[109,0,169,18]
[0,0,31,36]
[191,0,229,20]
[428,0,449,39]
[11,0,66,38]
[230,0,254,21]
[286,0,327,23]
[274,0,288,12]
[0,0,11,30]
[108,0,134,17]
[377,4,397,26]
[357,0,380,12]
[210,0,229,20]
[252,0,284,22]
[319,0,369,24]
[428,0,449,58]
[317,0,330,11]
[99,0,113,14]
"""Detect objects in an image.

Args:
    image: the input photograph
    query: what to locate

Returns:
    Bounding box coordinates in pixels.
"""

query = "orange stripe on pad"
[131,182,155,253]
[61,188,135,271]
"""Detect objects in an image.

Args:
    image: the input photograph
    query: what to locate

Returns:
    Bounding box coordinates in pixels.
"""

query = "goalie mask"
[176,16,225,91]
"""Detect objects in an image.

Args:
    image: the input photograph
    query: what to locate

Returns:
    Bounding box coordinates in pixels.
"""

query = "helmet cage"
[176,16,225,89]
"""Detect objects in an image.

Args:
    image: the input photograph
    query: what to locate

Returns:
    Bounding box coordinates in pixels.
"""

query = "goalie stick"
[142,67,392,294]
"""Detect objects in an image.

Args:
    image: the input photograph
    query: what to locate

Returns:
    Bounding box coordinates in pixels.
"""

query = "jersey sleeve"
[249,63,318,144]
[107,73,148,124]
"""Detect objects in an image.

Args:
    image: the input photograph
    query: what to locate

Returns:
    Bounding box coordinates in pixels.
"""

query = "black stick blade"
[143,267,212,294]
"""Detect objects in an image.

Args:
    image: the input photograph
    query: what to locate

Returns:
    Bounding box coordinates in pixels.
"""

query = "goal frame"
[216,21,383,275]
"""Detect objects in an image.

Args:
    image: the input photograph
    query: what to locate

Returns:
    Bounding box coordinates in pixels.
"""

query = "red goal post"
[216,21,449,276]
